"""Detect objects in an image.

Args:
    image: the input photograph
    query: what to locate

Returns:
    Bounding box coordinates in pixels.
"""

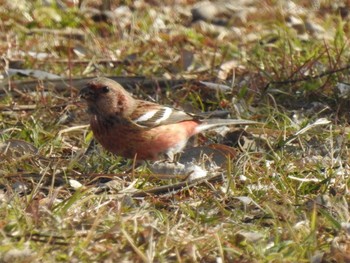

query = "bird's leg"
[84,139,98,155]
[163,151,183,164]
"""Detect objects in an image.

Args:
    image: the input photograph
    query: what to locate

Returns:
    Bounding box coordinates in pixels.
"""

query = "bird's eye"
[102,86,110,93]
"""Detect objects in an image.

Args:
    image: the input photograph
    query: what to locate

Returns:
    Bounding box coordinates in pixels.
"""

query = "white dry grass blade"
[288,176,322,183]
[285,118,331,145]
[199,81,232,92]
[58,125,90,137]
[294,118,331,136]
[118,180,139,194]
[7,68,61,79]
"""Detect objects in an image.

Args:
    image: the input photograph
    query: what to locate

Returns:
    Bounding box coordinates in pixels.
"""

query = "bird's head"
[80,77,135,117]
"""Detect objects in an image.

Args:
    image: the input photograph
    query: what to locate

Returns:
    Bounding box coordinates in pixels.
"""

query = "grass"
[1,0,350,262]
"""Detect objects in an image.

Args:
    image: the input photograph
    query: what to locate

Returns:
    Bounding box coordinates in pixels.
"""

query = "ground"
[0,0,350,262]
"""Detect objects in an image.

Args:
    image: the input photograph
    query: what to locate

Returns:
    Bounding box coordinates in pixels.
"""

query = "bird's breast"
[90,116,198,160]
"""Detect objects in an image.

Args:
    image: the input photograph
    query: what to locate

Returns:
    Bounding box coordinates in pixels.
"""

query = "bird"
[79,77,258,161]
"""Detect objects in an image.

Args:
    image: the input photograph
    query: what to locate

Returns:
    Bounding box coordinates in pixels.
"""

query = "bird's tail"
[195,119,259,133]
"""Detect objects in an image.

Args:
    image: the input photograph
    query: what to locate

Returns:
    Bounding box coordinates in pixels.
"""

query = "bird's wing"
[130,100,195,128]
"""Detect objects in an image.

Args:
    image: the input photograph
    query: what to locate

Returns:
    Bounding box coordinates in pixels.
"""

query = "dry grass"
[1,0,350,262]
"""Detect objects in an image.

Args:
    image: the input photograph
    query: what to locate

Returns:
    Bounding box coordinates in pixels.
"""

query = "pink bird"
[80,77,257,160]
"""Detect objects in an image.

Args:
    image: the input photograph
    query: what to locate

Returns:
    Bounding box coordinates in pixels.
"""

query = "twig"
[269,63,350,86]
[0,77,192,96]
[131,173,223,197]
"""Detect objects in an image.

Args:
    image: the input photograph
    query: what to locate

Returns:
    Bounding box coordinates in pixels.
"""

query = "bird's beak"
[79,87,94,100]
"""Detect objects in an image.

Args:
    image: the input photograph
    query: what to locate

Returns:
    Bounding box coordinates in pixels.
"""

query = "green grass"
[1,0,350,262]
